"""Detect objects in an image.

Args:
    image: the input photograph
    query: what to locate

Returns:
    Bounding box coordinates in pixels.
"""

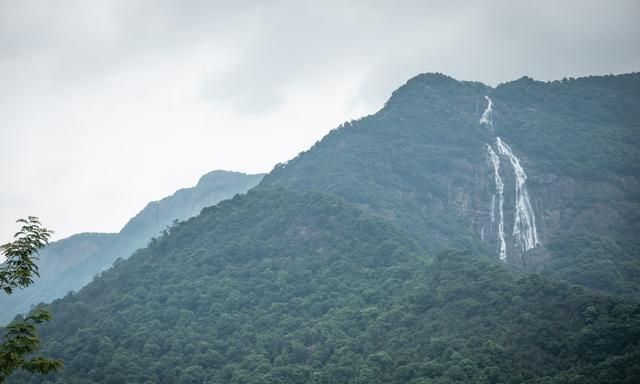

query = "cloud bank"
[1,0,639,243]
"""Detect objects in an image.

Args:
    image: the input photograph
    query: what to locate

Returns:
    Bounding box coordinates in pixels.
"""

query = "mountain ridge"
[5,72,640,383]
[0,170,264,324]
[259,71,640,297]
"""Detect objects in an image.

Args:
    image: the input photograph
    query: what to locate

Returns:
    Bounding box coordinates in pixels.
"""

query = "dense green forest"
[492,74,640,179]
[260,73,491,254]
[3,73,639,383]
[8,190,639,383]
[261,73,640,298]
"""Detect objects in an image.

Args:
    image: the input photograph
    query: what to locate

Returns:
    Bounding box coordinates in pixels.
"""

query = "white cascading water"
[486,144,507,261]
[479,96,494,128]
[495,137,540,251]
[480,96,540,261]
[490,194,496,225]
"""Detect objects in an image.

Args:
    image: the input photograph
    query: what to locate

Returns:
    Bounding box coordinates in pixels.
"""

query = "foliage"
[0,171,264,325]
[0,217,61,383]
[543,232,640,300]
[492,73,640,179]
[0,217,53,295]
[0,309,62,382]
[6,73,640,383]
[260,74,491,254]
[9,191,639,383]
[259,72,640,297]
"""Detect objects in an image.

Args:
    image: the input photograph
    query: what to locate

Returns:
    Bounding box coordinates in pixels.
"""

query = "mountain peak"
[391,73,464,98]
[407,72,460,86]
[383,73,490,113]
[196,170,264,188]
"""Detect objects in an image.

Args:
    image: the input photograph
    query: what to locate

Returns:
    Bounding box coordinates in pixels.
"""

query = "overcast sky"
[1,0,639,245]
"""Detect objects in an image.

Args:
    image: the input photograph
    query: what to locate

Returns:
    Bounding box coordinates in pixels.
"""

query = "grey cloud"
[3,1,639,110]
[1,0,639,243]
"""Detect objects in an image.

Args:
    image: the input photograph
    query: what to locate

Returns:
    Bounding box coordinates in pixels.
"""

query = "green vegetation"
[0,217,53,295]
[542,233,640,299]
[0,217,62,383]
[8,192,640,383]
[1,309,61,383]
[0,171,264,324]
[260,74,491,254]
[492,74,640,179]
[261,72,640,297]
[5,73,640,383]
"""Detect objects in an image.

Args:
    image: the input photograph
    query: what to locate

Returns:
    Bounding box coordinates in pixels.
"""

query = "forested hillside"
[10,190,640,384]
[261,73,640,298]
[4,73,639,384]
[0,171,263,324]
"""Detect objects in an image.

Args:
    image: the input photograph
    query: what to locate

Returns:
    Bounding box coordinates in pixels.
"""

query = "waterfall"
[480,97,540,260]
[490,194,496,224]
[479,96,494,128]
[487,144,507,261]
[495,137,540,251]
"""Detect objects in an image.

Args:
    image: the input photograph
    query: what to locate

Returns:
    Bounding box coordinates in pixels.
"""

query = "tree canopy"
[9,192,640,383]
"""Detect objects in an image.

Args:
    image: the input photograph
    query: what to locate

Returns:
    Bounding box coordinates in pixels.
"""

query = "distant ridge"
[0,170,264,324]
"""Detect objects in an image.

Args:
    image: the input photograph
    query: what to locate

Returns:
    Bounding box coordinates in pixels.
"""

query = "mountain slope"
[0,170,264,324]
[261,74,491,254]
[118,170,265,241]
[260,73,640,297]
[9,190,640,384]
[5,73,640,384]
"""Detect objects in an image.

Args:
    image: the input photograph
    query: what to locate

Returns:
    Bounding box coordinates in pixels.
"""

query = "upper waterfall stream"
[480,96,540,260]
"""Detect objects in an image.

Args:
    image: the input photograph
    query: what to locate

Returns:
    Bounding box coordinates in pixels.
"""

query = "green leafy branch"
[0,217,62,383]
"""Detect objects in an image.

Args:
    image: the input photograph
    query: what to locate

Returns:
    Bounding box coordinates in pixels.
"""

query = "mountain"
[261,73,640,298]
[0,170,264,324]
[118,171,265,242]
[5,73,640,383]
[11,190,640,384]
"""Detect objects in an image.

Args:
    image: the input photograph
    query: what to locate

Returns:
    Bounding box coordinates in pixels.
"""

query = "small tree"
[0,217,62,383]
